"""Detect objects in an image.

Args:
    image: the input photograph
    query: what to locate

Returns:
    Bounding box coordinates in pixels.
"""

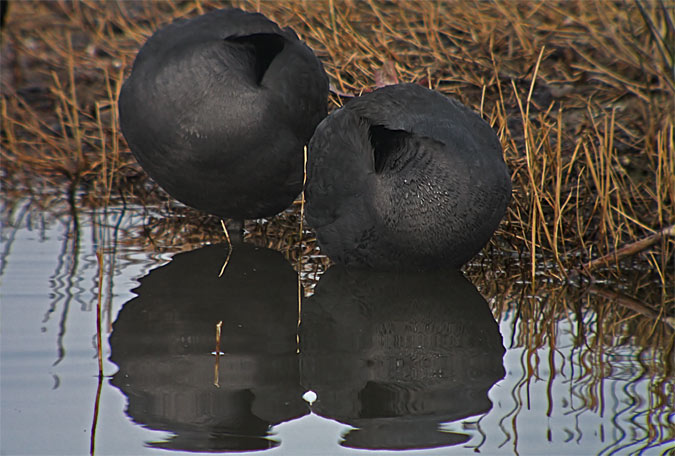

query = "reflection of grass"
[476,278,674,453]
[1,2,672,359]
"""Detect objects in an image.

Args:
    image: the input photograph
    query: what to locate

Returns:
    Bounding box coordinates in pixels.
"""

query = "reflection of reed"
[0,195,88,368]
[48,191,83,367]
[0,199,32,277]
[486,282,674,454]
[91,205,126,335]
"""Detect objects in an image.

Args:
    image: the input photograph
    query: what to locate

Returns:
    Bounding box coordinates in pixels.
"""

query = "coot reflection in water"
[109,240,505,452]
[300,266,506,451]
[109,242,306,452]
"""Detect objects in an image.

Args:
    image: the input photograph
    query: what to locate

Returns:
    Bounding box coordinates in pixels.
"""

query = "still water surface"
[1,199,672,455]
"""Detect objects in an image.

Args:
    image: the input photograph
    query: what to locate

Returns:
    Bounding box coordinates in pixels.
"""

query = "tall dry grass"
[1,1,673,322]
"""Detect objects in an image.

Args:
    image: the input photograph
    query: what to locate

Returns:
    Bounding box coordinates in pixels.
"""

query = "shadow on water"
[300,266,505,450]
[108,242,506,452]
[109,242,306,452]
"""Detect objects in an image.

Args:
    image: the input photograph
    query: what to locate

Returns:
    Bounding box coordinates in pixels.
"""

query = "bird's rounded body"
[119,8,328,219]
[306,83,511,270]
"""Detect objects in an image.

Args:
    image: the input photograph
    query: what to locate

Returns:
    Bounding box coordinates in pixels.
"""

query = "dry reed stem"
[296,145,308,352]
[218,220,233,277]
[584,224,675,271]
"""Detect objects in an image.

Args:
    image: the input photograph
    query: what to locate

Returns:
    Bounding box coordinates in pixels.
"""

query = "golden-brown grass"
[1,1,673,335]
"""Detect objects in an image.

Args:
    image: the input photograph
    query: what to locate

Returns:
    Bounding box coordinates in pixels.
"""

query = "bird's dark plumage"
[119,8,328,219]
[306,83,511,270]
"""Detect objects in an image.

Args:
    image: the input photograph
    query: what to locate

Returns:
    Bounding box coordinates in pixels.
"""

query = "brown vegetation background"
[1,1,673,324]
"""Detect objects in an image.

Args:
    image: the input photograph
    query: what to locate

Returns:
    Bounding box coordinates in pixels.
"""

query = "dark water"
[1,199,673,455]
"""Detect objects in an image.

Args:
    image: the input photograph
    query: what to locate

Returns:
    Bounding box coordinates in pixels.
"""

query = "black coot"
[119,8,328,219]
[306,83,511,270]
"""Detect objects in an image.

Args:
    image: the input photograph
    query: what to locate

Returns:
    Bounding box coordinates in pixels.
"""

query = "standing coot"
[119,8,328,219]
[306,83,511,270]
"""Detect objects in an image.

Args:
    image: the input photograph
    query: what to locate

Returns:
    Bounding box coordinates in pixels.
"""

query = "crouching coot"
[119,8,328,219]
[306,83,511,270]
